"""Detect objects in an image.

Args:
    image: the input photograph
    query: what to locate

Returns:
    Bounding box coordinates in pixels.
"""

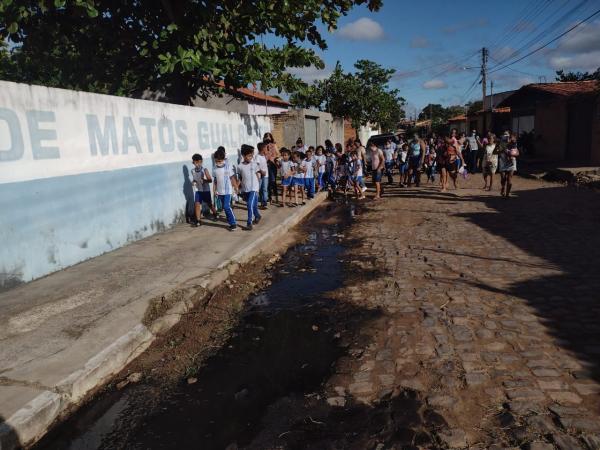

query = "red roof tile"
[525,81,598,96]
[236,87,290,107]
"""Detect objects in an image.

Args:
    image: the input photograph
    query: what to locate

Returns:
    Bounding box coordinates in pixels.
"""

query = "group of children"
[190,130,519,231]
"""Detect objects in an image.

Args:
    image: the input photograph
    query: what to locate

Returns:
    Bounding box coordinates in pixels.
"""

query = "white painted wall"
[0,81,271,289]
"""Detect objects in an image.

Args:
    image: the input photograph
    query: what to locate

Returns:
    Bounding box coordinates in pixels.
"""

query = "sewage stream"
[34,202,366,450]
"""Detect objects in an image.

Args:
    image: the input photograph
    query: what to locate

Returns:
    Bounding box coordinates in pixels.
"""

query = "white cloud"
[547,20,600,71]
[423,79,447,89]
[410,36,430,49]
[338,18,385,41]
[287,65,333,84]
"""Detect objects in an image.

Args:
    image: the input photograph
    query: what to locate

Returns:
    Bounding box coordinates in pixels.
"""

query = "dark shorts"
[195,191,212,205]
[372,170,383,182]
[408,156,421,169]
[445,162,457,173]
[281,177,293,187]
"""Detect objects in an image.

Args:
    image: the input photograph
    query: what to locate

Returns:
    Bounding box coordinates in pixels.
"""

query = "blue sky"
[281,0,600,116]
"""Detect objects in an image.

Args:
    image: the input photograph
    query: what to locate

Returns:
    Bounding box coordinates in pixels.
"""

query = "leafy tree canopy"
[418,103,464,123]
[290,60,405,132]
[0,0,382,104]
[555,68,600,82]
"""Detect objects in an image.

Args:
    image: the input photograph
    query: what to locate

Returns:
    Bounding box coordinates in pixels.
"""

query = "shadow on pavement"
[456,185,600,382]
[0,416,22,450]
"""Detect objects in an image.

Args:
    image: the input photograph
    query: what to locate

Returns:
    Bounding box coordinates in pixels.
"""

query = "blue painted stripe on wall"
[0,160,211,288]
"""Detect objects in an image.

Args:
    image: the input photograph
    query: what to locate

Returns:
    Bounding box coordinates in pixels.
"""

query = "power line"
[489,7,600,75]
[492,0,590,67]
[488,55,540,77]
[488,0,550,53]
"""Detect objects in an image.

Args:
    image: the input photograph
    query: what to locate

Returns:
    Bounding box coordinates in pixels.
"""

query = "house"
[192,84,290,115]
[467,107,512,136]
[498,81,600,163]
[448,114,467,134]
[269,109,345,148]
[143,83,290,115]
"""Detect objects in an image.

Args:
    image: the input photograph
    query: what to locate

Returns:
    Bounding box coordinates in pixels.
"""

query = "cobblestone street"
[308,176,600,449]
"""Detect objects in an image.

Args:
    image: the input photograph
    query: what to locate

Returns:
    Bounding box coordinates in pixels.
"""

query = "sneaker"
[191,221,199,227]
[253,216,261,225]
[246,223,253,231]
[212,213,218,221]
[228,225,237,231]
[361,186,367,193]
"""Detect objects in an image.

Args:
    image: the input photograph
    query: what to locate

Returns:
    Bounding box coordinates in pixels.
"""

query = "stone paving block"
[348,382,373,395]
[548,391,582,405]
[558,416,600,432]
[527,442,554,450]
[552,433,585,450]
[527,359,556,369]
[509,401,543,415]
[399,378,425,391]
[506,388,546,401]
[582,434,600,450]
[572,383,600,396]
[437,428,467,448]
[476,329,494,339]
[378,375,394,387]
[537,379,570,391]
[485,342,507,351]
[465,372,488,387]
[526,414,557,434]
[427,394,455,408]
[532,368,561,377]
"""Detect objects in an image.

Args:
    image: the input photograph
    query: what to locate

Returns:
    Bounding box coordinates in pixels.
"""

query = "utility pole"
[490,80,494,132]
[481,47,488,133]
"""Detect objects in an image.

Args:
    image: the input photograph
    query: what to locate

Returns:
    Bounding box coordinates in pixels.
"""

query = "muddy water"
[35,203,360,450]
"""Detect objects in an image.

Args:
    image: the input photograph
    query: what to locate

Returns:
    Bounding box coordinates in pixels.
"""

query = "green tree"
[418,104,464,129]
[466,100,483,115]
[0,0,382,104]
[291,60,405,132]
[555,68,600,82]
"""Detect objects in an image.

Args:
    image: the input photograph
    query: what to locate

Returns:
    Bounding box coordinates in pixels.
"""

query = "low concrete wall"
[0,81,270,289]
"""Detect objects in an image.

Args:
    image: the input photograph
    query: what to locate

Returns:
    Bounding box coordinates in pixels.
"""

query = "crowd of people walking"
[189,128,519,231]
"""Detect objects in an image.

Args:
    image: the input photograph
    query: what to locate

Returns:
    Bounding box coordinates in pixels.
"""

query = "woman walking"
[482,134,499,191]
[499,132,518,198]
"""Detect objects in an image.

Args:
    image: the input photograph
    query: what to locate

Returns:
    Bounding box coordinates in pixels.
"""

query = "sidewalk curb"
[0,193,327,449]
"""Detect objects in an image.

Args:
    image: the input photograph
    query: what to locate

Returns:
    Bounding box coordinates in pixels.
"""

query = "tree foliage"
[290,60,405,132]
[555,68,600,82]
[0,0,382,104]
[418,103,464,125]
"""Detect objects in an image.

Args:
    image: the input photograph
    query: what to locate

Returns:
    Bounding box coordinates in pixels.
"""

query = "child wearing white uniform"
[238,144,262,230]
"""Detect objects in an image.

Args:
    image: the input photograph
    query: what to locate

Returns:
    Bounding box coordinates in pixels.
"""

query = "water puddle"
[35,203,359,450]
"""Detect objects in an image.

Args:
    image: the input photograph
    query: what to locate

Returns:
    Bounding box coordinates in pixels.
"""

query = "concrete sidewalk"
[0,194,326,449]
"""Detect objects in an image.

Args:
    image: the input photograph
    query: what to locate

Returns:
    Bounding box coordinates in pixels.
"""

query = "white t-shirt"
[280,160,294,178]
[303,158,315,178]
[293,162,304,179]
[383,147,395,163]
[213,162,234,196]
[315,154,326,173]
[254,154,268,179]
[237,161,260,193]
[467,135,479,151]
